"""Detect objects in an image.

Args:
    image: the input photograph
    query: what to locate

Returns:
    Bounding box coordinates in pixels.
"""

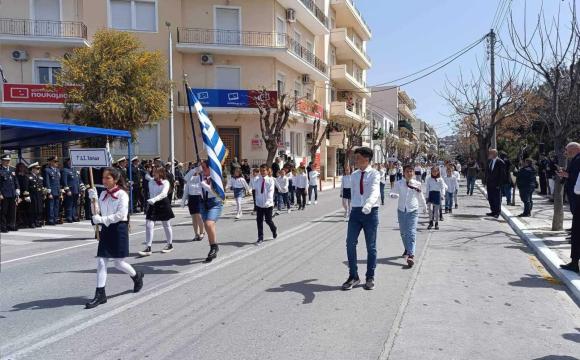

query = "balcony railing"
[345,0,371,34]
[0,18,87,39]
[300,0,329,28]
[177,28,327,74]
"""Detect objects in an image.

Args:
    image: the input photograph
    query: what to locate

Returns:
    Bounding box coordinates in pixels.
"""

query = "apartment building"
[368,108,396,162]
[0,0,372,177]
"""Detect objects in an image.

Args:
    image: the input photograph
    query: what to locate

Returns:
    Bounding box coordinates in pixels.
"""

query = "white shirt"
[349,165,381,210]
[183,168,202,196]
[96,188,129,227]
[294,173,308,189]
[380,169,387,184]
[456,163,462,172]
[228,176,250,191]
[275,176,289,193]
[444,174,459,193]
[389,179,427,213]
[342,174,352,189]
[426,176,447,195]
[249,175,260,189]
[414,165,422,173]
[253,175,275,208]
[148,179,170,204]
[200,176,219,199]
[490,158,497,171]
[308,170,319,186]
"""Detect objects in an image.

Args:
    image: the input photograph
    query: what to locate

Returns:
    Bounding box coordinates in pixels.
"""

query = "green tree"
[58,29,169,146]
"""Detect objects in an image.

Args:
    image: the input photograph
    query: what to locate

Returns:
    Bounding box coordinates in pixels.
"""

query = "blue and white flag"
[186,87,227,200]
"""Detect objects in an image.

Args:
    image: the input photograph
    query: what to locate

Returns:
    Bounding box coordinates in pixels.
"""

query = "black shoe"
[256,238,264,245]
[131,271,144,293]
[560,262,579,273]
[205,245,219,262]
[161,244,174,253]
[444,209,448,214]
[427,221,433,230]
[449,209,453,214]
[407,256,415,268]
[138,246,152,257]
[440,215,444,221]
[486,212,494,216]
[434,222,439,230]
[455,204,458,209]
[0,228,7,233]
[492,214,500,219]
[85,287,107,309]
[47,222,56,226]
[517,213,526,217]
[273,231,278,239]
[341,276,360,290]
[363,278,375,290]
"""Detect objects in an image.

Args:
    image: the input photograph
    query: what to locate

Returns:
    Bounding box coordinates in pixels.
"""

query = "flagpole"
[166,21,175,176]
[184,75,201,164]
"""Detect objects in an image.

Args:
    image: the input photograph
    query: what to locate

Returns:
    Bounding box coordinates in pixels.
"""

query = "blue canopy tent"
[0,117,134,212]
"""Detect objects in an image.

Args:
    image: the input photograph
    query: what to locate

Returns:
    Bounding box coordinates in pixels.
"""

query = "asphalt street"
[1,186,579,360]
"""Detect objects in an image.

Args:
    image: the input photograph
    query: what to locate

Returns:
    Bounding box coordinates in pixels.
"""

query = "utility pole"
[489,28,497,149]
[166,21,175,178]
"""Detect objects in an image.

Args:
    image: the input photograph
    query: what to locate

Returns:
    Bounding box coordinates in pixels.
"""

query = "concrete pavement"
[1,184,578,360]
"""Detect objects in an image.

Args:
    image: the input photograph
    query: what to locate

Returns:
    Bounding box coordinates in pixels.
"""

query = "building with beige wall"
[0,0,371,177]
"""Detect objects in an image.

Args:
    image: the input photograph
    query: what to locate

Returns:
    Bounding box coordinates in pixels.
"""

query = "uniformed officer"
[16,163,31,228]
[117,157,128,179]
[0,154,20,232]
[27,162,45,228]
[130,156,142,213]
[174,160,185,200]
[62,158,84,223]
[44,156,62,225]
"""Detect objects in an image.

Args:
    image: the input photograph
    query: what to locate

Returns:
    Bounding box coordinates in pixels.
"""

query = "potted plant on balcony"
[372,128,384,140]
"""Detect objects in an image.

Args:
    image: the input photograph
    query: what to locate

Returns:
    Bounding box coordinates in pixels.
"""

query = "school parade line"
[1,163,579,360]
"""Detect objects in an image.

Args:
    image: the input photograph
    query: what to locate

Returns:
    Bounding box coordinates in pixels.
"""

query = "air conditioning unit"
[200,54,213,65]
[302,74,310,84]
[286,8,296,22]
[11,50,28,61]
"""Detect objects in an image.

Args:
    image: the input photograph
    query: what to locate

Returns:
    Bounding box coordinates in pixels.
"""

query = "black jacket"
[516,165,537,189]
[486,158,506,188]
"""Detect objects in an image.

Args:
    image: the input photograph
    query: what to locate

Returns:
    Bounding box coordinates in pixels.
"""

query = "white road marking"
[1,239,33,245]
[1,232,71,239]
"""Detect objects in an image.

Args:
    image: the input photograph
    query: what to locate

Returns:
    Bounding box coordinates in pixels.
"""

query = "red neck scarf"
[155,179,163,186]
[103,186,120,200]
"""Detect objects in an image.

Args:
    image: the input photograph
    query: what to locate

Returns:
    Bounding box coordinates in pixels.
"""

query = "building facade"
[0,0,371,177]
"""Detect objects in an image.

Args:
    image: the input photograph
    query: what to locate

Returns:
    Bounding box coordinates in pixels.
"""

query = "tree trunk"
[551,137,565,231]
[265,140,277,166]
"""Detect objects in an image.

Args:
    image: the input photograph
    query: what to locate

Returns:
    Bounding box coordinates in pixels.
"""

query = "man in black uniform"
[61,158,84,223]
[174,160,185,201]
[130,156,142,213]
[27,162,45,227]
[0,154,20,232]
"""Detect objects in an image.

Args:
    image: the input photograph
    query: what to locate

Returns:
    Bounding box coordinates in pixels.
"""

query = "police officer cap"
[1,154,10,161]
[47,156,58,162]
[131,156,139,162]
[153,156,161,161]
[117,157,127,163]
[28,162,40,169]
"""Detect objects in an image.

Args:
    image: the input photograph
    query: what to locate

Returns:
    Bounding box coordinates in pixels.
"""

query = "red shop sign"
[247,90,278,108]
[2,83,79,103]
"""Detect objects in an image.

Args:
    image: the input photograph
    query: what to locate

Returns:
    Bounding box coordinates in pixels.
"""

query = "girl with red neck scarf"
[86,167,144,309]
[139,166,175,256]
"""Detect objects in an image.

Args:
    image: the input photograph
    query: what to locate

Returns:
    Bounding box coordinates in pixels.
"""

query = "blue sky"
[356,0,571,137]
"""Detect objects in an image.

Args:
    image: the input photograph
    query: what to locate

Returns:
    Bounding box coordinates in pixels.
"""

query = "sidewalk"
[477,182,580,303]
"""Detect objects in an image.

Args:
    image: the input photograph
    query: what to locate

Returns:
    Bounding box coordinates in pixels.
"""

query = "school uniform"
[146,179,175,221]
[228,175,250,217]
[388,168,397,186]
[287,173,295,205]
[199,178,223,222]
[444,172,459,211]
[250,175,260,212]
[414,165,422,182]
[182,167,203,215]
[426,176,447,223]
[294,172,308,210]
[390,179,427,259]
[379,168,387,205]
[341,174,352,200]
[308,170,319,203]
[275,175,290,211]
[253,175,277,243]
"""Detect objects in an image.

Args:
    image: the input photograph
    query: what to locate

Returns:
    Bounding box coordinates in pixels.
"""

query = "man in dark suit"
[559,142,580,273]
[486,149,506,218]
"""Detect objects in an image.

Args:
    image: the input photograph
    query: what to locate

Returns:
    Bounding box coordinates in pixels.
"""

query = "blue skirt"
[200,197,223,222]
[233,187,245,198]
[188,195,201,215]
[342,188,351,199]
[428,191,441,205]
[97,222,129,258]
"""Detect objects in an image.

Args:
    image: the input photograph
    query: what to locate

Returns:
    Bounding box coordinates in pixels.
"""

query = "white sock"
[162,220,173,244]
[145,220,155,247]
[113,259,136,277]
[96,257,108,288]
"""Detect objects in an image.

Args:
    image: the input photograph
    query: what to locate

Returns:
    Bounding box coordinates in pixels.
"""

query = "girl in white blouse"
[181,164,205,241]
[139,167,175,256]
[86,167,144,309]
[341,166,353,219]
[227,167,251,219]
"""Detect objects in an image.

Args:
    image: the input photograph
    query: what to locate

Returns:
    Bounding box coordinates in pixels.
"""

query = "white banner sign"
[69,148,111,167]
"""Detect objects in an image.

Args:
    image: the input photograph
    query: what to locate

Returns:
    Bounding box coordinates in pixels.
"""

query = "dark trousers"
[308,185,318,201]
[296,188,306,209]
[571,210,580,261]
[487,185,501,215]
[288,181,295,205]
[519,187,534,215]
[47,196,60,224]
[256,206,277,240]
[277,192,290,210]
[539,171,547,195]
[31,193,44,225]
[0,197,17,230]
[466,176,476,195]
[379,183,385,205]
[63,193,79,221]
[346,207,378,279]
[252,189,257,211]
[132,186,142,212]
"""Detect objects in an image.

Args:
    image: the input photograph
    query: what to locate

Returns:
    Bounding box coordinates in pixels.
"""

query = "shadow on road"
[266,279,342,304]
[532,356,579,360]
[342,256,405,268]
[562,328,580,343]
[8,290,132,312]
[508,274,564,290]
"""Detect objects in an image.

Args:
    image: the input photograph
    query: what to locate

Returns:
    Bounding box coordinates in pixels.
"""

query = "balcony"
[330,28,371,69]
[176,28,328,81]
[330,101,364,124]
[0,18,88,47]
[330,0,371,40]
[330,64,370,98]
[277,0,329,35]
[398,119,414,133]
[398,103,416,121]
[398,90,416,109]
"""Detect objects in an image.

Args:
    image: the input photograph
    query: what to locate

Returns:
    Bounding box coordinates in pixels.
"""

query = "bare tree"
[505,0,580,230]
[380,132,399,163]
[309,118,330,164]
[342,123,366,170]
[256,91,293,165]
[440,63,528,176]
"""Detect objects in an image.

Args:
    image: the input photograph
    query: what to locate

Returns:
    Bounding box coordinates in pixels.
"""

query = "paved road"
[1,186,578,360]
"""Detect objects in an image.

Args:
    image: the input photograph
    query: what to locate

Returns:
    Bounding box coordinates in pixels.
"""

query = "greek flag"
[186,87,227,200]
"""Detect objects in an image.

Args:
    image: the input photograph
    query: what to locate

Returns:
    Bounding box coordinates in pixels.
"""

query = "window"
[276,17,286,46]
[33,0,60,21]
[215,7,241,45]
[290,131,303,157]
[294,81,302,100]
[215,66,240,89]
[277,73,286,95]
[35,60,61,84]
[110,0,157,32]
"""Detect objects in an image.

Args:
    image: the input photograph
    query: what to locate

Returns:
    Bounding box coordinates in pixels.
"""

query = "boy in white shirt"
[444,165,460,213]
[390,165,427,267]
[342,147,381,291]
[253,164,277,245]
[307,168,319,205]
[275,169,291,214]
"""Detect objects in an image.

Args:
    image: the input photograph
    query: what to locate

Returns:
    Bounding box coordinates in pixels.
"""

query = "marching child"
[307,166,319,205]
[444,165,460,214]
[139,167,175,256]
[379,163,387,205]
[341,166,352,220]
[253,164,277,245]
[199,160,224,263]
[390,165,427,268]
[276,169,291,214]
[249,168,260,215]
[426,166,447,230]
[181,163,205,241]
[227,167,251,219]
[295,167,308,210]
[86,167,144,309]
[288,168,296,206]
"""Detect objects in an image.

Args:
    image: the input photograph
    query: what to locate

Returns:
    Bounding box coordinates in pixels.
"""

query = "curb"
[477,183,580,304]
